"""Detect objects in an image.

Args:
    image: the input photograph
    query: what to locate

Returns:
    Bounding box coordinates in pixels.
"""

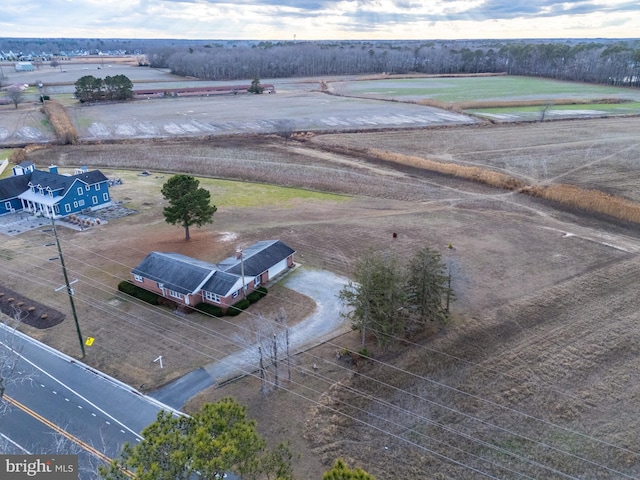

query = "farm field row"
[70,92,474,140]
[330,75,640,123]
[5,67,640,148]
[312,116,640,203]
[0,89,476,146]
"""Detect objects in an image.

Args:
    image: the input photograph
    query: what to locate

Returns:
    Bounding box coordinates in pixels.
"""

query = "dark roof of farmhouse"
[132,240,295,296]
[202,270,241,296]
[132,252,214,295]
[221,240,296,277]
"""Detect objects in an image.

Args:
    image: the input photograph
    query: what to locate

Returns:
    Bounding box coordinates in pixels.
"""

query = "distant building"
[14,61,34,72]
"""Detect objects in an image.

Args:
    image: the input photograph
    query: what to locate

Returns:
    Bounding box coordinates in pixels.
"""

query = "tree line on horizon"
[146,39,640,87]
[2,37,639,86]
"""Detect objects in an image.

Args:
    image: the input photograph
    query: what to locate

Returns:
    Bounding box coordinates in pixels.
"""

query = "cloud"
[0,0,638,39]
[454,0,640,21]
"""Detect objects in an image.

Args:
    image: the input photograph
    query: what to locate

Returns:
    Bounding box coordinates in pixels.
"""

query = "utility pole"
[47,217,85,357]
[272,333,279,388]
[258,345,267,394]
[286,327,291,381]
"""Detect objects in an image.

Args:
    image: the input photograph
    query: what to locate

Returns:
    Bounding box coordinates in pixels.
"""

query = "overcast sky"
[2,1,639,41]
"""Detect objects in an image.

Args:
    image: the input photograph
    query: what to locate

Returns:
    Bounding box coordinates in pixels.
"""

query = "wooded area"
[147,39,640,86]
[2,38,639,87]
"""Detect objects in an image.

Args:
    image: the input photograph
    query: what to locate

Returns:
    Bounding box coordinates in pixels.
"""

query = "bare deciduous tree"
[273,119,296,144]
[6,85,24,109]
[233,310,291,395]
[0,307,38,419]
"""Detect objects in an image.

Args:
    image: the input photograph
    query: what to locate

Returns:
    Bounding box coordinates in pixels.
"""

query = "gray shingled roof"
[0,174,31,200]
[201,270,242,297]
[131,252,215,295]
[73,170,109,186]
[132,240,295,298]
[29,170,75,193]
[222,240,295,276]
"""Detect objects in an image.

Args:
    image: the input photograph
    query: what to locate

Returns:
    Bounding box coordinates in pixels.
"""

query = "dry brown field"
[7,114,639,479]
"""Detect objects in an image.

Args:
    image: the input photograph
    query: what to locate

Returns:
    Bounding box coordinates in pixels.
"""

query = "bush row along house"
[0,161,111,218]
[131,240,295,312]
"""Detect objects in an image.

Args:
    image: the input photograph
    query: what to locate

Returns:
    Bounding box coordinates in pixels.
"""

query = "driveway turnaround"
[151,267,350,409]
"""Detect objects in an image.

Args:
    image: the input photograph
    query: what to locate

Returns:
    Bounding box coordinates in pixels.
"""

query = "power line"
[2,264,516,478]
[5,239,635,472]
[2,255,636,476]
[7,215,640,477]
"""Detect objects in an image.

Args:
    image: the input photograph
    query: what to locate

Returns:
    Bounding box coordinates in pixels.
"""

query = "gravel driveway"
[151,267,350,409]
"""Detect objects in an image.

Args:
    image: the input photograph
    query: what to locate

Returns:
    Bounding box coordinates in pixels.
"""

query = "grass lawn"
[198,178,349,208]
[339,76,640,102]
[105,170,347,210]
[468,101,640,115]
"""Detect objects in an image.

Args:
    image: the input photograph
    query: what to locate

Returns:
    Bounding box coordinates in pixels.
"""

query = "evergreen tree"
[99,398,294,480]
[406,246,453,329]
[103,74,133,100]
[248,77,264,94]
[74,75,103,102]
[323,458,375,480]
[339,249,407,348]
[340,247,455,346]
[161,174,217,240]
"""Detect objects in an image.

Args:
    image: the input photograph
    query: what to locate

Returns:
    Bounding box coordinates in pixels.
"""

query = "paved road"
[151,267,350,409]
[0,324,174,459]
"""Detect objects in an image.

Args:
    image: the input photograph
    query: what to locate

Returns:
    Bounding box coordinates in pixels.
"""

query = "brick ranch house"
[131,240,295,311]
[0,161,111,218]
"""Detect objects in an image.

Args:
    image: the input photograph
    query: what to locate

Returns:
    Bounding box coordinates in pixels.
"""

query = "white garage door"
[267,258,288,280]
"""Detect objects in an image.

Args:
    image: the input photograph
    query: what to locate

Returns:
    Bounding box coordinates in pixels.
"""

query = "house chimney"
[49,164,58,174]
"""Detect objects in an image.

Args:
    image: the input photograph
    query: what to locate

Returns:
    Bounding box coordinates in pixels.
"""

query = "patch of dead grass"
[43,100,78,145]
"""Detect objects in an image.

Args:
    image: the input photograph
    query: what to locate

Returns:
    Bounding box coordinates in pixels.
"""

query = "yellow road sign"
[85,337,95,346]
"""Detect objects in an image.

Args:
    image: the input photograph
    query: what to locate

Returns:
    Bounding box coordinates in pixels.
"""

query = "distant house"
[0,162,111,218]
[131,240,295,311]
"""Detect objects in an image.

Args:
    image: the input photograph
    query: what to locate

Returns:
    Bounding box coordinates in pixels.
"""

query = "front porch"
[18,190,62,219]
